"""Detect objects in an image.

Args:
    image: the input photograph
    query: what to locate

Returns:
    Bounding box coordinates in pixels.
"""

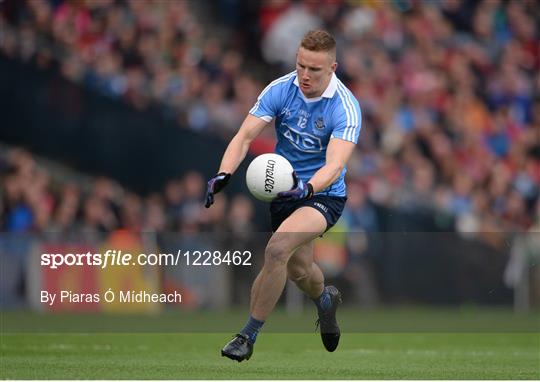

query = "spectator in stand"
[51,183,81,234]
[143,194,166,232]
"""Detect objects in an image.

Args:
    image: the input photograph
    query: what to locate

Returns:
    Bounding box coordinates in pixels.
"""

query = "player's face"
[296,47,337,98]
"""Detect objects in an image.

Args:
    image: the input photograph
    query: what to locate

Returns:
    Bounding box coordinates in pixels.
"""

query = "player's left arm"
[308,138,356,193]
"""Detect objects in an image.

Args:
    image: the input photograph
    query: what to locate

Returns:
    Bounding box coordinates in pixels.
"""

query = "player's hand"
[205,172,231,208]
[277,171,314,202]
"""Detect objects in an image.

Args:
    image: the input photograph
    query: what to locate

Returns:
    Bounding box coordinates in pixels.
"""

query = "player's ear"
[331,62,337,73]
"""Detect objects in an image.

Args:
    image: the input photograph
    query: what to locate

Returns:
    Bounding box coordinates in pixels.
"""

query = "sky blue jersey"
[249,71,362,197]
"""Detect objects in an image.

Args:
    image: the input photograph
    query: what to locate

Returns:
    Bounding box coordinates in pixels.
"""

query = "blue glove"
[277,171,314,202]
[205,172,231,208]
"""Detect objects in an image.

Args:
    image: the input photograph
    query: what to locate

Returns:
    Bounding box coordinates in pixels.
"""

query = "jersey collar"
[294,72,338,101]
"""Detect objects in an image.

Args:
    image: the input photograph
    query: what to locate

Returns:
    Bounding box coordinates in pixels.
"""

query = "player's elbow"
[328,162,345,181]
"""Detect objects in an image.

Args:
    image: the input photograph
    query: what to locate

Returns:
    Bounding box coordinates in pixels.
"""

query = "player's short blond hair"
[300,30,336,59]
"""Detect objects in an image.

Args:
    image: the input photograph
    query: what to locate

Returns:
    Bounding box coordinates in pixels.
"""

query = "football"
[245,153,294,202]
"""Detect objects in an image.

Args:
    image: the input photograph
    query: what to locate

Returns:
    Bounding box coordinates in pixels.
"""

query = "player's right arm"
[205,115,269,208]
[205,72,288,207]
[218,115,269,175]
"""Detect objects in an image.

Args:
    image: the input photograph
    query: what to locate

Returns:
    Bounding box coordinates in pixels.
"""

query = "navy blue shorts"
[270,195,347,232]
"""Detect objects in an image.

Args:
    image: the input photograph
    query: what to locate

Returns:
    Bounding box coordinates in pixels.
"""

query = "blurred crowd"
[0,0,260,137]
[317,0,540,237]
[1,0,539,238]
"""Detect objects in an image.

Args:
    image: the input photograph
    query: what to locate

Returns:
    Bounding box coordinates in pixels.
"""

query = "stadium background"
[0,0,540,379]
[0,1,539,378]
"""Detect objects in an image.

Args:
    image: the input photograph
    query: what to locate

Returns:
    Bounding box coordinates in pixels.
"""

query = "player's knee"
[264,241,289,266]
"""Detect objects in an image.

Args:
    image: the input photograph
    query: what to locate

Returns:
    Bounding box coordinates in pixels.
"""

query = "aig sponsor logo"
[281,124,323,153]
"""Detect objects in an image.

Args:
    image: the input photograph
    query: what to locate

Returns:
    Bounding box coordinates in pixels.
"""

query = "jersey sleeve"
[330,92,362,144]
[249,76,288,122]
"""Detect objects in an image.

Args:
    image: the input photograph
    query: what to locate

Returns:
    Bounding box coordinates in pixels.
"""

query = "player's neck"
[302,90,323,99]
